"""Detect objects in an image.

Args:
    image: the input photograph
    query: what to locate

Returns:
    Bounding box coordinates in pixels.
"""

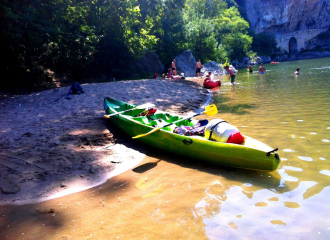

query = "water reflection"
[194,58,330,239]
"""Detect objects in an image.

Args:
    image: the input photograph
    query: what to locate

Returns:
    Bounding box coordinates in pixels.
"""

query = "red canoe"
[203,80,221,89]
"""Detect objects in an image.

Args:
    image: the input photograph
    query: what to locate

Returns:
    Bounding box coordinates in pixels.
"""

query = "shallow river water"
[0,58,329,240]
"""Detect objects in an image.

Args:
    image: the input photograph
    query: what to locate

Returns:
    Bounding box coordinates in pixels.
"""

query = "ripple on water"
[298,156,313,161]
[284,202,300,208]
[297,120,304,122]
[322,139,330,142]
[268,197,279,201]
[255,202,268,207]
[283,166,303,171]
[243,183,253,187]
[270,220,287,226]
[319,170,330,176]
[283,149,295,152]
[320,157,326,160]
[310,132,317,134]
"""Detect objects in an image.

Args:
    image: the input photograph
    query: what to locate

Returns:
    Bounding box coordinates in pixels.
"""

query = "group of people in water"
[161,59,300,89]
[247,63,266,74]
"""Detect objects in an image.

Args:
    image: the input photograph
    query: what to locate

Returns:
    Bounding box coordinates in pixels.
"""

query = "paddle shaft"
[104,103,154,118]
[106,107,137,118]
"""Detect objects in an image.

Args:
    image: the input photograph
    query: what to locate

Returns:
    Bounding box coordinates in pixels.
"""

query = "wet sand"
[0,78,209,205]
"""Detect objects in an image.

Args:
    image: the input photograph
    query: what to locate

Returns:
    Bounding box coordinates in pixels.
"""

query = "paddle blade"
[204,104,218,116]
[104,115,110,119]
[132,127,161,139]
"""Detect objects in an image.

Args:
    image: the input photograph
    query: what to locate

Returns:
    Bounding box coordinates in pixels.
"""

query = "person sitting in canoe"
[208,71,213,80]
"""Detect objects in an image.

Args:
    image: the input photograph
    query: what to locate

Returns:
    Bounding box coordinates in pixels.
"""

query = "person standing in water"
[259,63,266,74]
[248,64,253,73]
[294,68,300,75]
[225,66,236,84]
[195,59,204,78]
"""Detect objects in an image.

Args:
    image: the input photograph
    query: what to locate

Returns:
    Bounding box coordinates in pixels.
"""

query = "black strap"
[208,121,227,140]
[266,148,279,157]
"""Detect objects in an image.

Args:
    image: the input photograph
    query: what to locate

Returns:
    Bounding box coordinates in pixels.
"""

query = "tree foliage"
[0,0,257,90]
[251,31,277,56]
[183,0,251,62]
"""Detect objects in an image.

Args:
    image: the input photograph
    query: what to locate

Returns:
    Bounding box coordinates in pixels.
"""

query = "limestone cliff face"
[243,0,330,33]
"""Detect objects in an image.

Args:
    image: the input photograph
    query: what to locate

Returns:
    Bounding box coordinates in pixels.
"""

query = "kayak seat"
[167,116,180,123]
[132,117,150,125]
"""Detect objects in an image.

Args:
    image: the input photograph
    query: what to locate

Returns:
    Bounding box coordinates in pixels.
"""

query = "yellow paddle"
[104,103,154,119]
[132,104,218,139]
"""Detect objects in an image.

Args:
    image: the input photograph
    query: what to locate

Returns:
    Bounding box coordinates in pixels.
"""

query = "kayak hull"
[203,80,220,89]
[104,98,281,171]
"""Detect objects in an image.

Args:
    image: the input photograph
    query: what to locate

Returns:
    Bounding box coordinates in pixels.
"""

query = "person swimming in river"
[224,66,236,84]
[259,63,266,74]
[294,68,300,76]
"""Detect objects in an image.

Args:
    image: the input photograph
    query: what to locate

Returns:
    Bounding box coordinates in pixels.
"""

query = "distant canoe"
[203,80,220,89]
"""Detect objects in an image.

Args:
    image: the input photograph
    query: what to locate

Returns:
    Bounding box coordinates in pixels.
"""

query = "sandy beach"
[0,78,209,205]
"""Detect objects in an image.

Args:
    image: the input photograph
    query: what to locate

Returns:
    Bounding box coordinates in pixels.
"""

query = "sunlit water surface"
[200,57,330,239]
[1,58,329,240]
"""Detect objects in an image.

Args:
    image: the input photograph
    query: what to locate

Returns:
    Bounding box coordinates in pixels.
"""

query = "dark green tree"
[154,0,186,70]
[251,31,277,56]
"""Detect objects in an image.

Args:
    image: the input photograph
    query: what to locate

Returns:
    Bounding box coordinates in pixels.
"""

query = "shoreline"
[0,78,211,205]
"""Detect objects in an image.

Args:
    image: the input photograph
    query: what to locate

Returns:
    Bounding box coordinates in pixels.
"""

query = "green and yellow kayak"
[104,97,281,171]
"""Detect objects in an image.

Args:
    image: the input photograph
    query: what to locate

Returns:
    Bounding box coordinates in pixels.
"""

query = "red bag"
[139,108,157,117]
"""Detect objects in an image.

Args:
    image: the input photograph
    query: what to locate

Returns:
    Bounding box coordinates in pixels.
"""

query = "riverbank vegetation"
[1,0,267,90]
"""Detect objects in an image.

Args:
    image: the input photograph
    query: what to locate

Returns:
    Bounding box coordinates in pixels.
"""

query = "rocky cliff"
[242,0,330,33]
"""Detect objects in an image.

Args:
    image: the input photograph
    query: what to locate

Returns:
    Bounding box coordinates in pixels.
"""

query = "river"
[0,57,329,240]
